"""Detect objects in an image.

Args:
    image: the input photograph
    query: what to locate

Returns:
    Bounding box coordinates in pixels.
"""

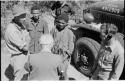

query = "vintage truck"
[71,0,124,79]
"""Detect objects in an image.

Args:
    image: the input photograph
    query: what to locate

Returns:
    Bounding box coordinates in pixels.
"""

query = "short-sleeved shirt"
[92,39,124,80]
[26,16,49,54]
[28,52,63,80]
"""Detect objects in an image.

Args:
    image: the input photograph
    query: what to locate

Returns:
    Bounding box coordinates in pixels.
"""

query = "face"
[32,10,40,19]
[18,18,26,29]
[100,24,108,40]
[100,28,113,46]
[20,18,26,23]
[56,20,67,31]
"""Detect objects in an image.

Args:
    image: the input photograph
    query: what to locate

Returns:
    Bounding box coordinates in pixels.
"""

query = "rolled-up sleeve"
[110,46,124,80]
[7,30,26,50]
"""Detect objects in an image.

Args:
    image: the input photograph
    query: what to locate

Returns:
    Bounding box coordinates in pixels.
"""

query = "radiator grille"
[91,9,124,34]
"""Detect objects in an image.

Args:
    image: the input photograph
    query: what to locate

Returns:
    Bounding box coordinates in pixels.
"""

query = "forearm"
[110,53,124,79]
[67,39,74,56]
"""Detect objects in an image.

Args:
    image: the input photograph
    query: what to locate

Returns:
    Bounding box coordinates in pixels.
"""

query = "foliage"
[1,0,100,39]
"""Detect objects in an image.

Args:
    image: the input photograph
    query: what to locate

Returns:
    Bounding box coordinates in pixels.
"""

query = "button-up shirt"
[26,16,49,54]
[93,39,124,80]
[27,52,63,80]
[4,23,29,55]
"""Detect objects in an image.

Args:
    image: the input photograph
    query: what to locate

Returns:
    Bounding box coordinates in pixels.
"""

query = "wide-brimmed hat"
[12,5,26,17]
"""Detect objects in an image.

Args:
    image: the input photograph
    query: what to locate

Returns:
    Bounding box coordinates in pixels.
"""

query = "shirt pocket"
[103,53,114,64]
[37,28,43,33]
[36,27,43,39]
[27,25,34,32]
[36,24,43,32]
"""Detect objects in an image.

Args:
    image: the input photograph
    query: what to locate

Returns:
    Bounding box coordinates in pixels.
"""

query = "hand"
[24,62,30,72]
[64,51,70,59]
[58,48,64,55]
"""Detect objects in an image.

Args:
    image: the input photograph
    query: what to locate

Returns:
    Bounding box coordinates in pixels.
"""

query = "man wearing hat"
[91,23,124,80]
[51,13,75,80]
[24,34,64,80]
[4,5,30,81]
[26,5,49,54]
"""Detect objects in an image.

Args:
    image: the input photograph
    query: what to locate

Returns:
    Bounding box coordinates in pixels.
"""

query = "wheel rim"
[76,44,95,74]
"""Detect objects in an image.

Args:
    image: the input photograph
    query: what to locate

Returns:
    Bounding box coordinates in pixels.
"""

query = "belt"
[11,53,23,57]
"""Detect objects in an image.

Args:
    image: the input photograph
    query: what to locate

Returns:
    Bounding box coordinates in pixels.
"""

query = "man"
[25,34,64,80]
[51,13,75,80]
[91,23,124,80]
[4,5,30,81]
[26,6,49,54]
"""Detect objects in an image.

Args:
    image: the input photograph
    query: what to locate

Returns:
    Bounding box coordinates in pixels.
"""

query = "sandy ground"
[1,40,89,81]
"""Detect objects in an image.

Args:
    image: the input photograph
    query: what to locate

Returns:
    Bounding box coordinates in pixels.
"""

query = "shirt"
[52,26,75,55]
[95,39,124,80]
[26,16,49,54]
[28,52,63,80]
[4,23,29,54]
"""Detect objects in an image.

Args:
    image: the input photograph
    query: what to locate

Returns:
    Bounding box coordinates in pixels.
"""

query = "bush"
[1,1,98,39]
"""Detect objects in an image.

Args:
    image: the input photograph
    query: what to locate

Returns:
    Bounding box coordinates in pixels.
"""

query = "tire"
[73,37,100,77]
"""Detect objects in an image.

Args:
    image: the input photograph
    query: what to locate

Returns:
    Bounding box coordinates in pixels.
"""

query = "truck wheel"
[73,37,100,77]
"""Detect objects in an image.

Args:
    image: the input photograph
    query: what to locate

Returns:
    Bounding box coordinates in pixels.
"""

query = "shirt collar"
[31,17,40,24]
[14,23,23,31]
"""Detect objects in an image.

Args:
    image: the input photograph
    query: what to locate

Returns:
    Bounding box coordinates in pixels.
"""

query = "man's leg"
[63,58,71,80]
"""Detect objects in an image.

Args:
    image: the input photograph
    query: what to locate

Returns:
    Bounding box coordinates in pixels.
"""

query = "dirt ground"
[1,40,89,81]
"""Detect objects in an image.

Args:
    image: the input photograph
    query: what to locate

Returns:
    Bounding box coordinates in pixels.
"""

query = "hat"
[12,5,26,17]
[57,13,69,23]
[39,34,54,45]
